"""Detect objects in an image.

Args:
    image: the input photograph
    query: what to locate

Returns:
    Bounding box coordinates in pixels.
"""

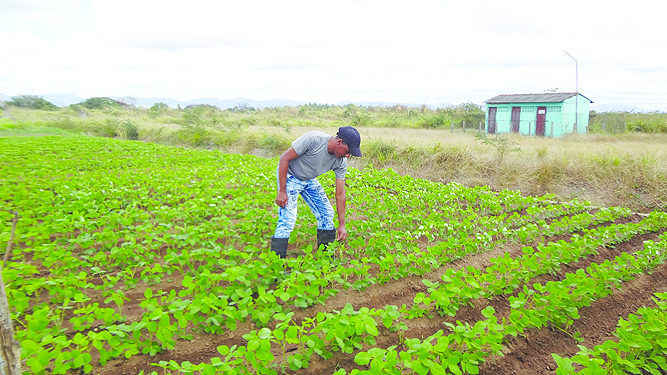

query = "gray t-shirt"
[288,131,347,181]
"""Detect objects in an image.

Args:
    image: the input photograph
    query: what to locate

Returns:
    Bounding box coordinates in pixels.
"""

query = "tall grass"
[352,131,667,211]
[590,110,667,134]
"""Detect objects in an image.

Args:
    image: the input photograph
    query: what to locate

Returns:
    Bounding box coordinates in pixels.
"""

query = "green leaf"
[466,362,480,374]
[365,323,379,336]
[355,352,372,365]
[273,329,284,341]
[21,339,39,354]
[258,328,272,339]
[481,306,495,318]
[448,363,463,375]
[26,357,44,373]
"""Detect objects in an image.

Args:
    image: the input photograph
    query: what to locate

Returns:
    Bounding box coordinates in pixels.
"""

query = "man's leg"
[300,178,336,251]
[272,174,304,258]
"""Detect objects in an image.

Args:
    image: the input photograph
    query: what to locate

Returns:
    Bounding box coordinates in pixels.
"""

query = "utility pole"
[565,51,578,133]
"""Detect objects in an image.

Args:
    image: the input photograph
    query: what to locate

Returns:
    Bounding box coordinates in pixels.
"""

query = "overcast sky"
[1,0,664,110]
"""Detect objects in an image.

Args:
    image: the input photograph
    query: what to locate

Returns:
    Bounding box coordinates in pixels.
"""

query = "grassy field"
[2,104,666,211]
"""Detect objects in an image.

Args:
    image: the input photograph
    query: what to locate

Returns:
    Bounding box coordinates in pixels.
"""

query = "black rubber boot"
[271,237,289,259]
[317,229,337,251]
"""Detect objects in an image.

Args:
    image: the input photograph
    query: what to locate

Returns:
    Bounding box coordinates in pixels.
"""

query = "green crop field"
[2,136,667,375]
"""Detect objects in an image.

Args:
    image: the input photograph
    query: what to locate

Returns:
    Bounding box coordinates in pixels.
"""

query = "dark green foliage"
[125,120,139,140]
[626,118,667,133]
[148,102,169,118]
[78,97,122,110]
[99,119,139,140]
[436,102,485,129]
[6,95,58,110]
[418,111,447,129]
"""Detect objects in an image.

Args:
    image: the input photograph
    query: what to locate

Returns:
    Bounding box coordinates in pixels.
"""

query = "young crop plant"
[271,312,317,371]
[553,292,667,374]
[312,304,381,355]
[335,307,506,375]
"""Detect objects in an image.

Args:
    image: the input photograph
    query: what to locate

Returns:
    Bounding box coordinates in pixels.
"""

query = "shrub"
[176,126,211,147]
[626,119,667,133]
[6,95,58,111]
[363,139,398,164]
[258,134,291,153]
[148,102,170,118]
[352,111,371,126]
[99,119,139,140]
[181,105,221,126]
[78,97,122,110]
[418,112,447,129]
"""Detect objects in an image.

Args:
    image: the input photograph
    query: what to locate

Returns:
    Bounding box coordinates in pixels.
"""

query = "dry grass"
[256,127,667,211]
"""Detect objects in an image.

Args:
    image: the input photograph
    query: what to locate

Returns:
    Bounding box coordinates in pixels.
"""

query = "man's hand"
[336,225,348,241]
[275,191,288,208]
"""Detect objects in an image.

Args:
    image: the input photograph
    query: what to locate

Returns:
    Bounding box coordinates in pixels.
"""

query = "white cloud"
[0,0,665,110]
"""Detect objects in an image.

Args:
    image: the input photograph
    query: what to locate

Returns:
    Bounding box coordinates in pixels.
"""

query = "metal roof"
[484,92,593,104]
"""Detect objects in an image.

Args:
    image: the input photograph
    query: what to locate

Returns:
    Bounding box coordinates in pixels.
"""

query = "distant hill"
[126,97,453,110]
[0,93,453,110]
[22,93,657,112]
[42,93,86,107]
[337,100,453,109]
[0,93,653,113]
[130,97,307,109]
[591,104,640,112]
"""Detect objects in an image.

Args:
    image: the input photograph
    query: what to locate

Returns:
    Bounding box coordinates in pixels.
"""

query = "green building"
[484,92,593,137]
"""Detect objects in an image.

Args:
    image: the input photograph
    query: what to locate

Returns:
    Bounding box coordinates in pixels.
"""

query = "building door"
[488,107,497,134]
[511,107,521,133]
[536,106,546,136]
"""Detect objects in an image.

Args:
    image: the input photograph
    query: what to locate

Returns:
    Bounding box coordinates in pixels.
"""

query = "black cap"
[337,126,362,157]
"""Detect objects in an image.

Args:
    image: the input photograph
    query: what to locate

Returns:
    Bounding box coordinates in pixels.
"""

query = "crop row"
[341,233,667,375]
[553,292,667,374]
[413,212,665,319]
[131,233,667,375]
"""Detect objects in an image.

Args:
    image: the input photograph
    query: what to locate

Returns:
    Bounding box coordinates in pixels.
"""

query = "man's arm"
[275,147,299,208]
[335,178,348,241]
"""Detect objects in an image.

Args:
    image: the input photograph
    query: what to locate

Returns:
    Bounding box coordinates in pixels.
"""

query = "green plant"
[6,95,58,110]
[77,97,122,110]
[148,102,169,118]
[474,132,521,163]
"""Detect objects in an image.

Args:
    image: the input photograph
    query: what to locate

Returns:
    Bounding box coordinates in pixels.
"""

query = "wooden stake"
[3,212,18,263]
[0,212,20,375]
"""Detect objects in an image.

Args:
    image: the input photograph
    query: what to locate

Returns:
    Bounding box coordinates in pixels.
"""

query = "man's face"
[334,139,351,159]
